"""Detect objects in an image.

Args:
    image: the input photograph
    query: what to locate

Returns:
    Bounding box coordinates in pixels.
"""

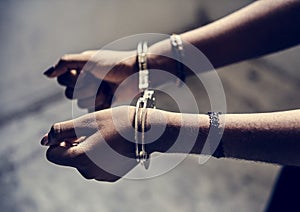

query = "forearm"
[148,0,300,74]
[222,110,300,166]
[148,109,300,166]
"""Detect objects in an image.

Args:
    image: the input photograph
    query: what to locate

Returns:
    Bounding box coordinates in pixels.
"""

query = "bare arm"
[44,0,300,111]
[148,0,300,74]
[43,107,300,182]
[149,109,300,167]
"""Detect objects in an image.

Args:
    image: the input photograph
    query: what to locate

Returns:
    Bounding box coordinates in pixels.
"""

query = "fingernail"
[43,66,55,76]
[70,69,78,76]
[41,134,49,146]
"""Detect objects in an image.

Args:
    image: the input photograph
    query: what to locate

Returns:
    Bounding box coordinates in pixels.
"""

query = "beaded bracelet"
[135,42,156,169]
[170,34,185,86]
[207,112,224,158]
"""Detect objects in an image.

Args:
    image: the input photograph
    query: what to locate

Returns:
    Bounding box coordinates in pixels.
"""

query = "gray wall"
[1,1,299,212]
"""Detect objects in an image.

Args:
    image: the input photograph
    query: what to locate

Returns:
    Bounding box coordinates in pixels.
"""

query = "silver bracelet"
[207,112,224,158]
[170,34,185,86]
[135,42,156,169]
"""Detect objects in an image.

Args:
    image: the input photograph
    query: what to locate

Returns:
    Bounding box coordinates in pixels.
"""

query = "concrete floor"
[1,1,299,212]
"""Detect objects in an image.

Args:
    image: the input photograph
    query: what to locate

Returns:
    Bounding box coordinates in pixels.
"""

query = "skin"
[44,0,300,110]
[42,0,300,182]
[41,106,137,182]
[44,50,138,111]
[41,107,300,182]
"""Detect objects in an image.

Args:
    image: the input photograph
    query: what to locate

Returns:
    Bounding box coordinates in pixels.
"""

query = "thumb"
[41,120,77,146]
[44,53,88,78]
[41,113,99,146]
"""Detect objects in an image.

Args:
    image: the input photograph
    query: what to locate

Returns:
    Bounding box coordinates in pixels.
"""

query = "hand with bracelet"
[42,0,300,182]
[41,105,300,182]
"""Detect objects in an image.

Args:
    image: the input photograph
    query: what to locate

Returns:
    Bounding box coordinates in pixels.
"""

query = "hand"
[41,106,139,182]
[44,50,138,111]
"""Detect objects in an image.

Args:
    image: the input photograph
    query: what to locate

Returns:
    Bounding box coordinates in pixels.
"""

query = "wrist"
[146,110,210,155]
[147,40,178,82]
[145,108,175,154]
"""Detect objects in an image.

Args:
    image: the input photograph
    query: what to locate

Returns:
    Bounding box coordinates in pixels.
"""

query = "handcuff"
[135,41,155,169]
[134,35,186,169]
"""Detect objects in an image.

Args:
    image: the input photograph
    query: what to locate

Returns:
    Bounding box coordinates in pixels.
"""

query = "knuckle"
[95,175,119,183]
[45,148,54,162]
[65,88,74,99]
[50,123,61,141]
[46,147,75,167]
[106,176,120,182]
[57,76,66,86]
[52,123,61,134]
[95,105,106,111]
[78,170,94,180]
[81,50,91,55]
[82,174,94,180]
[46,147,60,164]
[60,54,71,62]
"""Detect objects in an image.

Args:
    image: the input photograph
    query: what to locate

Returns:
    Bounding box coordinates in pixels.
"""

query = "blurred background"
[1,0,300,211]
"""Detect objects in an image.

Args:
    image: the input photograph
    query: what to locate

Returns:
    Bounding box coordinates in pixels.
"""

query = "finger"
[87,94,113,112]
[94,174,120,182]
[58,71,96,89]
[65,78,112,100]
[49,137,86,147]
[77,168,96,180]
[94,81,114,110]
[75,72,98,88]
[43,66,55,76]
[44,54,88,78]
[73,82,100,99]
[43,115,99,146]
[88,102,110,112]
[77,81,113,110]
[77,93,106,110]
[65,87,74,99]
[64,84,99,100]
[46,121,77,146]
[41,133,49,145]
[64,75,101,99]
[41,135,82,147]
[57,70,79,88]
[46,144,86,167]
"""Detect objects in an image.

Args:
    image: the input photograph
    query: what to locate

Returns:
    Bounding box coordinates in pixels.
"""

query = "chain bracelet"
[170,34,185,86]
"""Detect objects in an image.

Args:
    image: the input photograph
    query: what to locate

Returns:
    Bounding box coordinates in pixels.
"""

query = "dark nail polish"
[41,136,49,146]
[43,66,55,76]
